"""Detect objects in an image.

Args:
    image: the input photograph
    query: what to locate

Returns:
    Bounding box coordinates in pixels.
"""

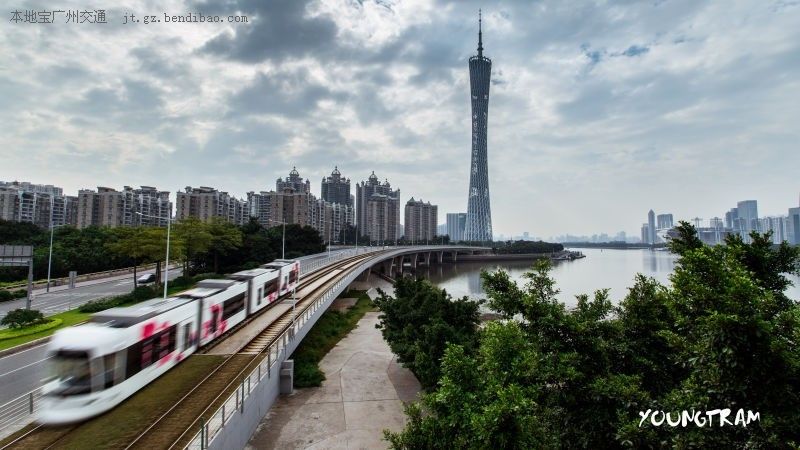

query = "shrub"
[1,309,46,328]
[132,285,158,301]
[0,289,27,302]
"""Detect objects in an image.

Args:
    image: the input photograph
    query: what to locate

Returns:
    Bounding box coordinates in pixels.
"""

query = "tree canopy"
[384,225,800,449]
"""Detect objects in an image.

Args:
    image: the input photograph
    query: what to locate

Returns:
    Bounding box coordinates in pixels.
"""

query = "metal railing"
[184,254,377,449]
[0,388,42,441]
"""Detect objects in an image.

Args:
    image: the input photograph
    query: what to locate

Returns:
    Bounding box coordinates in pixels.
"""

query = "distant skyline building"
[0,180,77,229]
[176,186,245,225]
[446,212,467,242]
[463,11,493,242]
[404,198,438,243]
[276,167,311,194]
[656,213,673,230]
[788,206,800,245]
[78,185,172,228]
[320,166,353,207]
[736,200,759,241]
[647,210,656,244]
[356,171,400,243]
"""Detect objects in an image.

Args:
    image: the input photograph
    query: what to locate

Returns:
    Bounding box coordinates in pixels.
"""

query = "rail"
[0,248,380,442]
[183,256,371,449]
[0,388,42,441]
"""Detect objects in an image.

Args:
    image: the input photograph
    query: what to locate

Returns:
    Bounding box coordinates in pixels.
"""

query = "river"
[416,248,800,309]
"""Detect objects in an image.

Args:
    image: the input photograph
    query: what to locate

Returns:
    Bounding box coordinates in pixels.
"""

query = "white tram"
[38,259,300,424]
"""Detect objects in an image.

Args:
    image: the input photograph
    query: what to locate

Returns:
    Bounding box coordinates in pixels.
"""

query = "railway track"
[2,250,385,450]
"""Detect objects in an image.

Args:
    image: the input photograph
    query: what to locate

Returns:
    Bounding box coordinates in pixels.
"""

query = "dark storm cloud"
[229,68,345,118]
[197,0,339,62]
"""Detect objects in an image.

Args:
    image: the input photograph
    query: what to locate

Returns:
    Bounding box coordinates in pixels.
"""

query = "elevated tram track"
[1,245,489,449]
[0,250,383,450]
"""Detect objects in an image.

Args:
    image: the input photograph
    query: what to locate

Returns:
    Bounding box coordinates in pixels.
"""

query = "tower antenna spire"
[477,9,483,57]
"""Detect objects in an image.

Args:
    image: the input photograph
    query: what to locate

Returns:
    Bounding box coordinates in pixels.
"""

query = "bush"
[1,309,46,328]
[79,297,126,313]
[132,285,158,301]
[0,289,27,302]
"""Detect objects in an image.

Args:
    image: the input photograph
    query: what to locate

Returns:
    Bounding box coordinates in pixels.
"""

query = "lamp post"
[269,219,287,259]
[136,211,172,299]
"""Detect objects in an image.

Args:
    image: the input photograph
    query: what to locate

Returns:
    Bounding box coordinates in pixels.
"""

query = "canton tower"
[464,10,493,242]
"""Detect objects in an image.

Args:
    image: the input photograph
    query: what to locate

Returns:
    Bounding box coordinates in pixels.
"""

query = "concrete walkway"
[247,312,420,450]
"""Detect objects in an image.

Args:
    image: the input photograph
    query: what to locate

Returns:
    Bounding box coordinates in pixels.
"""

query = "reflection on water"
[417,248,800,309]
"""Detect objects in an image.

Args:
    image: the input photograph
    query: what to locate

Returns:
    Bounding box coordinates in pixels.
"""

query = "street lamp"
[268,219,287,259]
[136,211,172,299]
[45,197,65,293]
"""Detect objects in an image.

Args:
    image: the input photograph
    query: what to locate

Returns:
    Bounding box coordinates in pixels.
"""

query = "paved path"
[247,312,420,450]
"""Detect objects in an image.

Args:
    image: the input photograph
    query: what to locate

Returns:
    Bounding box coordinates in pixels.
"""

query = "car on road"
[136,273,156,284]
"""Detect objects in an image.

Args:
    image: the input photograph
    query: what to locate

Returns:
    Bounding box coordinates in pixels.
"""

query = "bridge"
[0,245,490,449]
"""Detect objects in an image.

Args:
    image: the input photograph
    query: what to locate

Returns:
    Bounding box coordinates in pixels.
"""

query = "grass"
[0,310,90,351]
[291,290,376,388]
[0,319,62,341]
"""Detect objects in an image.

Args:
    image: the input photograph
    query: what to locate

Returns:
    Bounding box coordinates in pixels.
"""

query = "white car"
[136,273,156,284]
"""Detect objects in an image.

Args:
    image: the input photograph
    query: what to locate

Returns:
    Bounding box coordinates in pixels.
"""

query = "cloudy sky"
[1,0,798,238]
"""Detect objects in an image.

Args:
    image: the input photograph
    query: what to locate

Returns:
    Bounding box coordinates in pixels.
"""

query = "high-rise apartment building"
[356,172,400,243]
[276,167,310,194]
[446,212,467,242]
[176,186,245,225]
[647,210,656,244]
[321,166,353,207]
[249,167,354,244]
[656,213,674,230]
[788,207,800,245]
[0,181,78,229]
[736,200,759,242]
[78,185,172,228]
[404,198,438,243]
[464,12,493,242]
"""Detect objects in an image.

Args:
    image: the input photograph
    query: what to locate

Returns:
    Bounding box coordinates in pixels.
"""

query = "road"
[0,268,182,405]
[0,248,364,408]
[0,268,183,317]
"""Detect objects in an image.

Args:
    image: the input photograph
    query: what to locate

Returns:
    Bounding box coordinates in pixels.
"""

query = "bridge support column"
[393,256,403,277]
[356,267,371,282]
[280,360,294,395]
[436,251,443,264]
[410,253,418,270]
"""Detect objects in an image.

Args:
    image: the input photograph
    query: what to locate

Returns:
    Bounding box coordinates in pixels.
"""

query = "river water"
[417,248,800,309]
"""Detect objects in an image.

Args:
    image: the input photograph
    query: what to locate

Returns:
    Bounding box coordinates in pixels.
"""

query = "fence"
[184,258,368,449]
[0,388,42,441]
[0,249,379,442]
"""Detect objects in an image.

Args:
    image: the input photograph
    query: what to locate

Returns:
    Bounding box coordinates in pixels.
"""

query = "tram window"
[183,323,192,350]
[264,279,278,296]
[222,293,246,320]
[257,288,262,305]
[104,353,116,389]
[125,325,177,379]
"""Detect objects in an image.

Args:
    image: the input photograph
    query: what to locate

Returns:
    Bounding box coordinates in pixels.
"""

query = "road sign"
[0,245,34,309]
[0,245,33,267]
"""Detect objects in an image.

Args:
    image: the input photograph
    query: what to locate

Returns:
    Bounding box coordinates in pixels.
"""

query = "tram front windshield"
[50,350,92,395]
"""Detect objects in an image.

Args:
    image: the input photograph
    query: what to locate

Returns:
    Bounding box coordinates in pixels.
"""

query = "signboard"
[0,245,33,267]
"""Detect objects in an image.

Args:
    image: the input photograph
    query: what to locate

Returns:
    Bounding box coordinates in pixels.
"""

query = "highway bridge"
[0,245,489,449]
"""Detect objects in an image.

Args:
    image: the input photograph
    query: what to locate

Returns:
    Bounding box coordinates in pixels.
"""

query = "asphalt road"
[0,268,182,404]
[0,268,183,317]
[0,248,361,406]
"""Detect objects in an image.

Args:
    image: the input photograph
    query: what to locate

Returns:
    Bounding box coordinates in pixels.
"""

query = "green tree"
[386,225,800,449]
[173,217,211,274]
[374,277,481,389]
[206,217,243,273]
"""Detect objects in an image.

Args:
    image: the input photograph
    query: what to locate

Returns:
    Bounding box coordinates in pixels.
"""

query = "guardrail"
[0,249,382,442]
[184,254,372,449]
[1,262,170,292]
[0,388,42,441]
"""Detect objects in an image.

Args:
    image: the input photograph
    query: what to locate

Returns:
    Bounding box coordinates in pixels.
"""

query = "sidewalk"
[247,311,420,449]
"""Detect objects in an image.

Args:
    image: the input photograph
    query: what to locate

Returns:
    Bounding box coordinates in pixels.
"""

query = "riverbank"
[247,281,420,449]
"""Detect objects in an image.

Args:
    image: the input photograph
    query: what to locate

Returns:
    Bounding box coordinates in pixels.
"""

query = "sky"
[1,0,798,239]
